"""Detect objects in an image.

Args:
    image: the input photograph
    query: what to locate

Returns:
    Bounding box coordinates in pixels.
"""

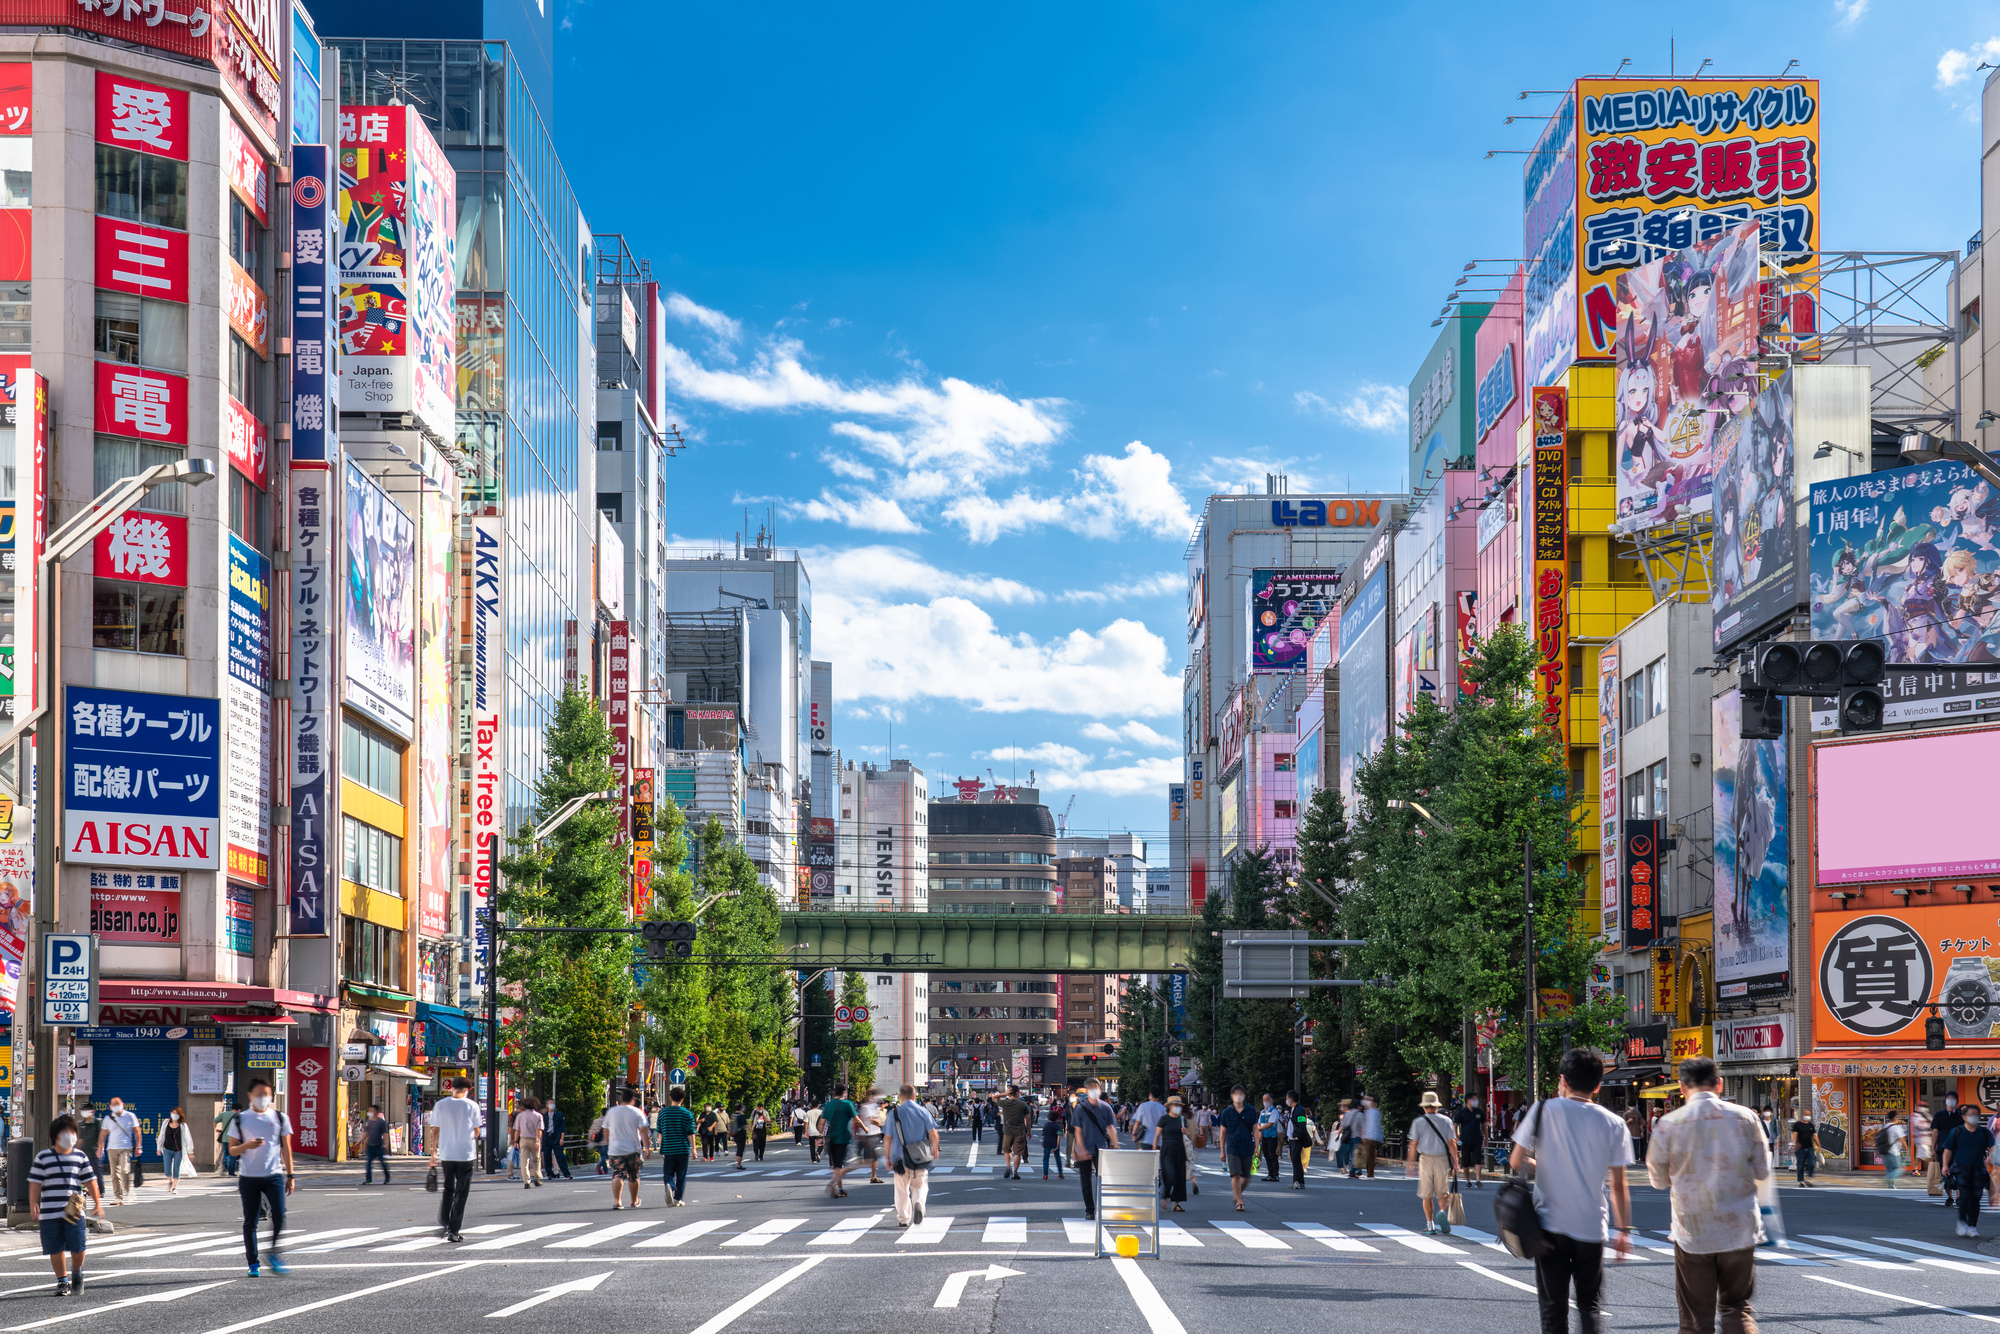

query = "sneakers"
[913,1202,924,1225]
[247,1264,261,1278]
[1958,1221,1971,1236]
[53,1280,70,1297]
[1423,1223,1438,1236]
[447,1232,464,1243]
[1437,1221,1452,1236]
[268,1256,289,1276]
[70,1273,83,1294]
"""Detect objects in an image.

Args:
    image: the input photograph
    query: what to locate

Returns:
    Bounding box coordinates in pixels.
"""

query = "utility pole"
[1524,832,1537,1097]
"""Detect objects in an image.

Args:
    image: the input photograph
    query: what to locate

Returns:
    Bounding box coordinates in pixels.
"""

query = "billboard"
[810,660,832,753]
[337,105,456,441]
[1713,689,1789,999]
[1812,725,2000,885]
[1612,220,1761,534]
[1712,372,1800,653]
[289,144,336,465]
[343,459,416,737]
[1621,817,1661,951]
[1573,78,1821,363]
[1250,569,1340,674]
[287,466,335,937]
[1598,644,1620,940]
[225,536,272,888]
[1531,387,1569,737]
[467,516,504,997]
[64,686,222,870]
[1810,903,2000,1046]
[1523,93,1578,389]
[1336,564,1388,810]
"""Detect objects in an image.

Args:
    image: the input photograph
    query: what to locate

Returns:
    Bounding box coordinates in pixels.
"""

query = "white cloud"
[1079,720,1177,749]
[1192,455,1317,496]
[792,491,922,533]
[665,292,742,344]
[1058,572,1182,604]
[813,593,1180,717]
[1939,39,2000,87]
[821,452,878,481]
[986,743,1183,797]
[805,545,1044,605]
[1297,382,1408,435]
[1832,0,1867,25]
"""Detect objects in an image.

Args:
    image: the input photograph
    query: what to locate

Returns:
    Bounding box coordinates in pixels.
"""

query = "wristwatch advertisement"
[1941,956,2000,1040]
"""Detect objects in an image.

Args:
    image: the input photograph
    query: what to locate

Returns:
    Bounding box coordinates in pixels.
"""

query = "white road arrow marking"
[484,1271,615,1319]
[4,1280,235,1331]
[933,1264,1025,1308]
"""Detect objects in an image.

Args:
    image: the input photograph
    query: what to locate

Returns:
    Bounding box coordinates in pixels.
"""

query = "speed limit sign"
[853,1005,870,1024]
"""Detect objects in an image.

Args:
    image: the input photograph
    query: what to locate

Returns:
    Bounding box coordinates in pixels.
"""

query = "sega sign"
[1474,344,1517,444]
[1270,498,1384,529]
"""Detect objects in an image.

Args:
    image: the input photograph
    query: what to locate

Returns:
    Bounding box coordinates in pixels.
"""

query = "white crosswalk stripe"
[461,1222,588,1250]
[375,1224,516,1252]
[1283,1222,1377,1252]
[634,1219,734,1247]
[722,1218,805,1246]
[1801,1234,1973,1271]
[1877,1237,2000,1269]
[1212,1221,1289,1249]
[1160,1221,1204,1247]
[547,1220,661,1248]
[981,1216,1027,1244]
[810,1212,885,1245]
[1063,1217,1095,1244]
[902,1214,954,1244]
[297,1226,438,1252]
[1359,1223,1465,1255]
[1775,1237,1918,1270]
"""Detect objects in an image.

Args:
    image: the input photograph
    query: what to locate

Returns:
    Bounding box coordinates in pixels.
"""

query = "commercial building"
[1055,833,1147,910]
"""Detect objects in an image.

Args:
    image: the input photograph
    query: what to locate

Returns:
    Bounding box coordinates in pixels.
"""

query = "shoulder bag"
[895,1104,936,1172]
[1493,1099,1550,1260]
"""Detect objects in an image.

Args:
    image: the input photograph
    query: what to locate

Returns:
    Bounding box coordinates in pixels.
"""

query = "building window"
[342,715,404,801]
[0,137,26,209]
[930,851,961,864]
[94,437,185,514]
[597,492,623,523]
[0,280,27,361]
[229,470,268,550]
[1623,759,1668,822]
[342,816,403,896]
[95,290,188,374]
[91,580,185,655]
[229,194,265,276]
[1963,298,1982,340]
[1622,656,1666,731]
[1273,800,1296,820]
[342,916,404,989]
[95,144,188,231]
[227,334,266,415]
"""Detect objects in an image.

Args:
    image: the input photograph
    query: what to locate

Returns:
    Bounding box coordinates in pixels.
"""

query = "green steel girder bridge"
[777,912,1200,974]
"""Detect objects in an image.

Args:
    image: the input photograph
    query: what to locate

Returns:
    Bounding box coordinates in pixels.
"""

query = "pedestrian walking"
[1339,1099,1364,1177]
[544,1100,573,1181]
[1217,1084,1259,1211]
[1256,1093,1284,1181]
[1625,1104,1649,1166]
[359,1104,392,1185]
[857,1090,887,1184]
[997,1085,1031,1180]
[513,1096,545,1190]
[1645,1056,1769,1334]
[1359,1094,1384,1179]
[1042,1097,1068,1180]
[1455,1095,1488,1188]
[656,1086,696,1207]
[160,1108,187,1194]
[1789,1108,1817,1187]
[1285,1091,1312,1189]
[225,1078,297,1278]
[602,1087,650,1210]
[695,1105,715,1162]
[1756,1106,1777,1167]
[28,1114,104,1297]
[426,1076,482,1243]
[1133,1089,1168,1155]
[1912,1103,1934,1191]
[1153,1095,1190,1211]
[822,1083,858,1198]
[1069,1077,1119,1220]
[1509,1049,1634,1334]
[807,1100,826,1164]
[100,1098,140,1205]
[1407,1091,1462,1235]
[730,1105,748,1169]
[751,1106,770,1161]
[887,1083,938,1228]
[1882,1112,1908,1189]
[213,1101,239,1177]
[1942,1104,1995,1237]
[1192,1102,1214,1158]
[792,1102,807,1146]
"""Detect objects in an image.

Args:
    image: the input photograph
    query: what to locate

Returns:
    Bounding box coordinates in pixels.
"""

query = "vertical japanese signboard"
[1713,688,1790,999]
[0,64,27,282]
[288,466,335,936]
[1622,817,1661,951]
[608,621,631,790]
[288,145,334,465]
[467,516,503,996]
[288,1046,327,1156]
[1598,644,1620,941]
[226,536,272,887]
[418,489,452,938]
[1531,387,1569,740]
[630,770,654,915]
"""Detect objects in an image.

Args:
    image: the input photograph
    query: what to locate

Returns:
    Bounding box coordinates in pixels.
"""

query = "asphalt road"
[0,1128,1992,1332]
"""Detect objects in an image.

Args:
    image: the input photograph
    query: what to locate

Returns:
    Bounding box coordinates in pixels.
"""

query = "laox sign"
[1269,498,1383,529]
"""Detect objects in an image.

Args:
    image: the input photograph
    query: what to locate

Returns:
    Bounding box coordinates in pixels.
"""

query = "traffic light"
[1927,1016,1947,1051]
[639,920,698,959]
[1740,689,1784,741]
[1744,639,1887,736]
[1102,1043,1118,1057]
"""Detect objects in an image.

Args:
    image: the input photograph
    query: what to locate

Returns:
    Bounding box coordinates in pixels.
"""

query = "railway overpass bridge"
[777,911,1200,974]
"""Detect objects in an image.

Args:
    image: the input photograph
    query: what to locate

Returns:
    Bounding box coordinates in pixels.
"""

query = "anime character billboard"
[344,458,416,737]
[1808,459,2000,726]
[1613,220,1761,533]
[1250,569,1339,674]
[1712,372,1801,653]
[1713,689,1789,999]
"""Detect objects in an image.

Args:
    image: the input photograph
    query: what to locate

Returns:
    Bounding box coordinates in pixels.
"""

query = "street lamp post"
[18,461,215,1151]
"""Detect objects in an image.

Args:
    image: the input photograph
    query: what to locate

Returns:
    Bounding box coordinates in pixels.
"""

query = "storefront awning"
[1804,1054,2000,1077]
[1601,1068,1663,1086]
[100,981,337,1013]
[345,982,415,1007]
[362,1065,430,1081]
[414,1003,473,1067]
[206,1014,296,1026]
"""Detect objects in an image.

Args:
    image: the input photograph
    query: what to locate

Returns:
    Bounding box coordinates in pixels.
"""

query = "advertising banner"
[225,536,272,887]
[0,65,24,281]
[95,71,187,161]
[1806,903,2000,1045]
[343,459,415,737]
[1598,644,1620,940]
[224,882,253,955]
[95,362,188,446]
[810,661,831,753]
[65,686,222,870]
[1712,688,1789,999]
[289,145,335,465]
[467,516,504,996]
[288,1047,328,1155]
[1336,564,1388,810]
[1716,1012,1794,1062]
[287,465,336,937]
[1573,78,1820,362]
[631,770,654,914]
[1523,94,1577,389]
[223,113,269,227]
[337,105,456,441]
[418,488,452,938]
[1612,220,1761,533]
[1251,569,1340,674]
[1713,372,1801,653]
[93,511,187,586]
[94,216,189,304]
[1622,817,1661,951]
[226,397,269,491]
[609,621,631,787]
[1811,724,2000,885]
[87,871,181,944]
[1531,387,1569,737]
[1653,948,1676,1017]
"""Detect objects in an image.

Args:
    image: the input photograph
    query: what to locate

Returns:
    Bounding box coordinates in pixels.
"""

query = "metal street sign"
[669,1067,687,1086]
[40,933,94,1027]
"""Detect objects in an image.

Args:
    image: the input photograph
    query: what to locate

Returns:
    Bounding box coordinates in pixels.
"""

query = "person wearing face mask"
[28,1115,104,1297]
[102,1098,140,1205]
[160,1108,187,1195]
[1069,1077,1120,1221]
[74,1109,102,1175]
[225,1079,296,1277]
[1217,1085,1259,1211]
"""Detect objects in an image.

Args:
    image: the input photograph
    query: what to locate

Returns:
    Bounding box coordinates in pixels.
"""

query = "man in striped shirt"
[656,1086,696,1206]
[28,1115,104,1296]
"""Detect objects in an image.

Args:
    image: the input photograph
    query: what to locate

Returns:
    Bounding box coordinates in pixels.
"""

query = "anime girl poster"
[1713,689,1790,998]
[1713,373,1800,652]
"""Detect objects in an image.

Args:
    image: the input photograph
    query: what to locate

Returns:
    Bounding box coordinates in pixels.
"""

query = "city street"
[0,1130,1993,1333]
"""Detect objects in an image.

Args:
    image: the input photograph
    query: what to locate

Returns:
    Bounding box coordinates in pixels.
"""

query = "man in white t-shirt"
[602,1087,651,1210]
[426,1077,485,1242]
[1510,1048,1633,1334]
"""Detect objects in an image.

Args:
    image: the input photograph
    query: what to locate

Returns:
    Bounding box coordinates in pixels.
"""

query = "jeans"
[663,1153,689,1202]
[438,1160,474,1234]
[1336,1139,1355,1172]
[1961,1170,1989,1229]
[544,1138,572,1180]
[893,1166,930,1224]
[1290,1141,1307,1185]
[162,1149,184,1182]
[1077,1155,1098,1215]
[1795,1146,1816,1185]
[1043,1143,1065,1176]
[363,1144,390,1184]
[1261,1137,1281,1179]
[1534,1230,1605,1334]
[1673,1244,1757,1334]
[238,1175,286,1264]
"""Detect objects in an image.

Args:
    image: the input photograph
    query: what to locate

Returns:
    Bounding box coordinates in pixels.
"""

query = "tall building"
[926,792,1059,1091]
[1056,833,1147,909]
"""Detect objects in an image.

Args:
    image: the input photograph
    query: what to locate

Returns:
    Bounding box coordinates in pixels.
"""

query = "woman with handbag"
[885,1084,938,1227]
[160,1110,186,1195]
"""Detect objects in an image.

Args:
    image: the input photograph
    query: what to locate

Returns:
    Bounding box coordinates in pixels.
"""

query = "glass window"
[1647,658,1667,720]
[0,137,27,209]
[229,470,268,550]
[228,333,265,415]
[229,195,264,276]
[1622,656,1666,732]
[94,145,187,231]
[0,280,26,358]
[94,290,187,374]
[92,579,186,655]
[342,815,403,896]
[94,436,185,514]
[343,715,404,800]
[341,916,404,988]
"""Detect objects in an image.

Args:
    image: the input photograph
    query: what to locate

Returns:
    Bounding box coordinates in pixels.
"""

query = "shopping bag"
[1756,1172,1787,1248]
[1929,1158,1944,1196]
[178,1152,198,1179]
[1445,1175,1466,1227]
[425,1165,440,1194]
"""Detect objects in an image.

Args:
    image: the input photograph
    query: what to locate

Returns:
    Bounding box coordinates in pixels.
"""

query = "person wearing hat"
[1407,1090,1462,1236]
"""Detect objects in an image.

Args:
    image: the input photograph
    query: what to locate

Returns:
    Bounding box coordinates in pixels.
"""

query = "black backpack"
[1874,1125,1892,1155]
[1494,1100,1551,1260]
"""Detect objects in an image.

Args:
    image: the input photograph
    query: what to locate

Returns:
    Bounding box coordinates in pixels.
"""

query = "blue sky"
[552,0,1996,841]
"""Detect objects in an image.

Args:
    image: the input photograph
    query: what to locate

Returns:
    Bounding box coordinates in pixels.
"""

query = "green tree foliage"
[838,970,879,1095]
[1289,784,1355,1108]
[1182,849,1304,1100]
[1116,982,1169,1101]
[799,974,837,1099]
